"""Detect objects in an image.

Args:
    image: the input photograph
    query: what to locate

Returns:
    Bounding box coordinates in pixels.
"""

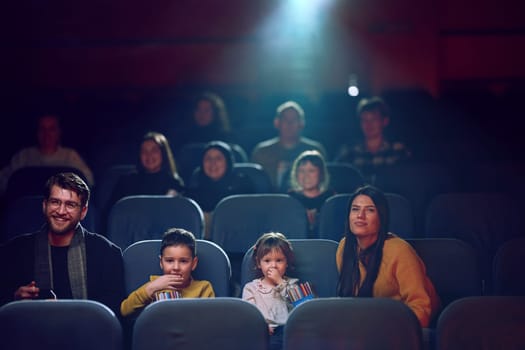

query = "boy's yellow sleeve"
[120,282,153,317]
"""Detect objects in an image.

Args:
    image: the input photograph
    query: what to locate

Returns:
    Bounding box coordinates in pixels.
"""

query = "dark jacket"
[186,141,254,212]
[0,224,125,316]
[187,170,254,212]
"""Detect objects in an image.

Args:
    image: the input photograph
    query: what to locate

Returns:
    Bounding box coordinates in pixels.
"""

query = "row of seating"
[124,237,524,303]
[6,189,523,247]
[1,161,363,211]
[2,192,523,295]
[4,190,520,245]
[2,160,523,237]
[95,159,525,212]
[5,160,524,229]
[92,161,366,211]
[100,190,525,292]
[0,191,416,244]
[2,296,524,350]
[156,142,525,194]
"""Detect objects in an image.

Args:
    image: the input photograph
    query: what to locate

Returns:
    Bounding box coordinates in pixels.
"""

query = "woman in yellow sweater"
[121,228,215,317]
[336,185,439,328]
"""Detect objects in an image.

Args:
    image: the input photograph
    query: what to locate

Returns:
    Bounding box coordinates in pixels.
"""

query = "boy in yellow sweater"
[121,228,215,317]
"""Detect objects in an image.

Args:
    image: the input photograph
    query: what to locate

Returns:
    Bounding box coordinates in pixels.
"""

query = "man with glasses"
[0,172,125,315]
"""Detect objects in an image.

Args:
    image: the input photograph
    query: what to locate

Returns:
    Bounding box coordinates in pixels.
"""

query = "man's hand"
[14,281,39,300]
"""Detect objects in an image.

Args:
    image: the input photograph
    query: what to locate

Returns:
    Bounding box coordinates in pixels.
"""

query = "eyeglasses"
[46,198,82,211]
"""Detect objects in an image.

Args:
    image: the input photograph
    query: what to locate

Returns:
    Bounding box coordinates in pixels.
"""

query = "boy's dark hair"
[44,172,90,207]
[160,228,197,257]
[356,96,389,118]
[252,232,295,278]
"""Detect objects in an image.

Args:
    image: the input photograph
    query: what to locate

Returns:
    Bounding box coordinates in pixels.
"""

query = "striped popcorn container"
[155,290,182,301]
[287,282,315,307]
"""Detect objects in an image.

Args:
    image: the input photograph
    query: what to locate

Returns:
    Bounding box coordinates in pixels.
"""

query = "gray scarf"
[34,224,88,299]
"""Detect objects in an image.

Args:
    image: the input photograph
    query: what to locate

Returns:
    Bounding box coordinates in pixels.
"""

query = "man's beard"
[47,216,78,235]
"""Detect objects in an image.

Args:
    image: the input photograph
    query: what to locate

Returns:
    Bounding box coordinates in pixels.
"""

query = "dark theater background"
[1,2,525,348]
[1,0,524,178]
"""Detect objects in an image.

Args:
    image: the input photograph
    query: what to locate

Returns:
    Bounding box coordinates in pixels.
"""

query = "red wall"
[2,0,525,96]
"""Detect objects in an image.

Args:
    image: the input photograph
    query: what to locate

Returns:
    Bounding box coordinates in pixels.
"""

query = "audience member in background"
[0,172,125,315]
[178,91,235,146]
[251,101,326,192]
[186,141,254,238]
[242,232,298,350]
[120,228,214,318]
[106,131,184,214]
[336,185,439,328]
[0,113,95,195]
[288,150,336,237]
[334,96,411,178]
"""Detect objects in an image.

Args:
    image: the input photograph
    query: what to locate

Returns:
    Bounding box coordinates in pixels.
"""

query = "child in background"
[120,228,215,317]
[242,232,298,350]
[288,150,336,237]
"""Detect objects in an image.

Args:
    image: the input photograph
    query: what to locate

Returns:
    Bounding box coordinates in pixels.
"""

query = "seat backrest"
[132,298,268,350]
[492,237,525,296]
[122,239,231,297]
[175,143,208,184]
[457,161,525,194]
[241,239,339,297]
[284,298,423,350]
[5,166,91,202]
[424,192,522,291]
[436,296,525,350]
[107,195,204,250]
[233,162,273,193]
[325,162,365,194]
[1,195,97,243]
[318,192,415,241]
[211,194,309,294]
[373,162,458,233]
[0,299,122,350]
[230,143,249,162]
[210,194,309,254]
[406,238,482,312]
[93,163,136,212]
[425,193,521,246]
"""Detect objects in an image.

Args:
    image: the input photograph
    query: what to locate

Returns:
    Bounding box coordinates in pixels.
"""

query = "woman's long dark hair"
[337,185,390,297]
[194,92,231,132]
[137,131,180,179]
